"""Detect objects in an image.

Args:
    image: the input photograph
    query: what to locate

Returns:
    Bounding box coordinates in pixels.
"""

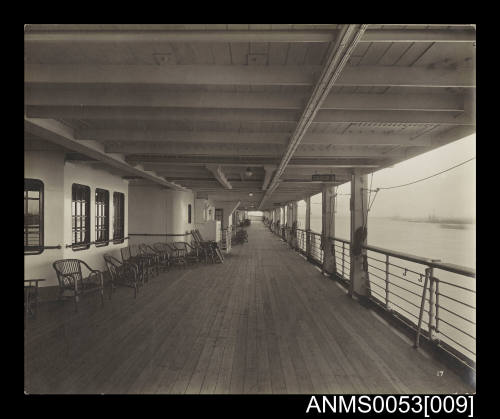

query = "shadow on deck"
[24,223,474,394]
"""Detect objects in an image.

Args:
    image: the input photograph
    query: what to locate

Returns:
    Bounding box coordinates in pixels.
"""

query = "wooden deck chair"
[190,231,210,263]
[191,230,215,264]
[194,229,224,264]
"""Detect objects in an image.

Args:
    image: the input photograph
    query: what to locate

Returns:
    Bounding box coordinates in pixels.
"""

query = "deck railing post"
[435,276,440,340]
[415,266,431,348]
[385,254,390,309]
[428,266,437,342]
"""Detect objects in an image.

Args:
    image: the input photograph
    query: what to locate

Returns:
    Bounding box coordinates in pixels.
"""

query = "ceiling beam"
[259,24,368,210]
[24,117,188,191]
[26,106,474,126]
[338,65,475,88]
[25,64,319,86]
[361,29,475,43]
[24,28,475,44]
[104,141,409,158]
[106,142,283,156]
[82,129,435,146]
[205,165,232,189]
[262,165,277,190]
[126,155,387,167]
[24,29,338,43]
[25,64,475,88]
[315,109,474,125]
[151,167,353,179]
[26,87,466,112]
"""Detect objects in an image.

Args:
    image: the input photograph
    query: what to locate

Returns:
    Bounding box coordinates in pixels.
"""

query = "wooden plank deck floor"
[24,223,473,394]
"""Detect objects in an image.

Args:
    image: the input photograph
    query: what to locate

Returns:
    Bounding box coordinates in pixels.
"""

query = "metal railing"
[294,229,350,279]
[363,244,476,367]
[268,224,476,368]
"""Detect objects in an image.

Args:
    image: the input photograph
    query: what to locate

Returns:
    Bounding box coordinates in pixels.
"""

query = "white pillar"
[349,172,369,298]
[291,201,298,248]
[286,203,292,244]
[305,196,311,257]
[322,183,336,275]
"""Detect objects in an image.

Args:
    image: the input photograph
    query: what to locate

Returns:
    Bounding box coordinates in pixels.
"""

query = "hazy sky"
[335,134,476,219]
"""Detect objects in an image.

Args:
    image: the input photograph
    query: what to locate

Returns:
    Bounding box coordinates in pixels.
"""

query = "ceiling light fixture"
[248,192,253,197]
[245,167,253,177]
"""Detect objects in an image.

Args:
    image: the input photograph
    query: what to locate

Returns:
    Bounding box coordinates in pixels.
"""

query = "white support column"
[291,201,298,248]
[349,172,370,298]
[286,203,292,244]
[322,183,336,275]
[305,196,311,258]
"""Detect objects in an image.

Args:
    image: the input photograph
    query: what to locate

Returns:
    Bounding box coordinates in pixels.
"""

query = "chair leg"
[100,289,104,307]
[109,282,113,300]
[74,295,79,312]
[134,284,137,299]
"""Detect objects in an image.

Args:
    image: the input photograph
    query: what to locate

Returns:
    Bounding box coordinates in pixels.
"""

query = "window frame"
[24,178,44,255]
[95,188,110,247]
[113,192,125,244]
[71,183,91,251]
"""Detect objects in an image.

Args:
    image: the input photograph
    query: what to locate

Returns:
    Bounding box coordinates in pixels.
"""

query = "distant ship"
[440,223,468,230]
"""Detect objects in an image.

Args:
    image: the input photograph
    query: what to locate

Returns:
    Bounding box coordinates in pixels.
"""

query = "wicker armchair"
[150,243,171,272]
[173,241,200,265]
[164,242,187,268]
[121,245,151,283]
[52,259,104,312]
[138,243,161,277]
[103,254,141,298]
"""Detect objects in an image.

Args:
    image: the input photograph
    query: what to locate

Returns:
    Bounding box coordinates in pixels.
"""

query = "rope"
[371,157,476,191]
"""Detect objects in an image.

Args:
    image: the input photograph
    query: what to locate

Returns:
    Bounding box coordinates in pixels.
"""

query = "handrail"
[129,232,190,237]
[24,244,62,255]
[296,228,352,244]
[362,243,475,279]
[65,236,129,249]
[296,229,475,279]
[269,223,476,368]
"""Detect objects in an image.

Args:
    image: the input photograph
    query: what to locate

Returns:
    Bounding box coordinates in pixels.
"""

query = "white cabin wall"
[128,187,195,245]
[24,150,65,288]
[24,154,129,290]
[62,162,129,273]
[128,185,167,246]
[165,190,195,241]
